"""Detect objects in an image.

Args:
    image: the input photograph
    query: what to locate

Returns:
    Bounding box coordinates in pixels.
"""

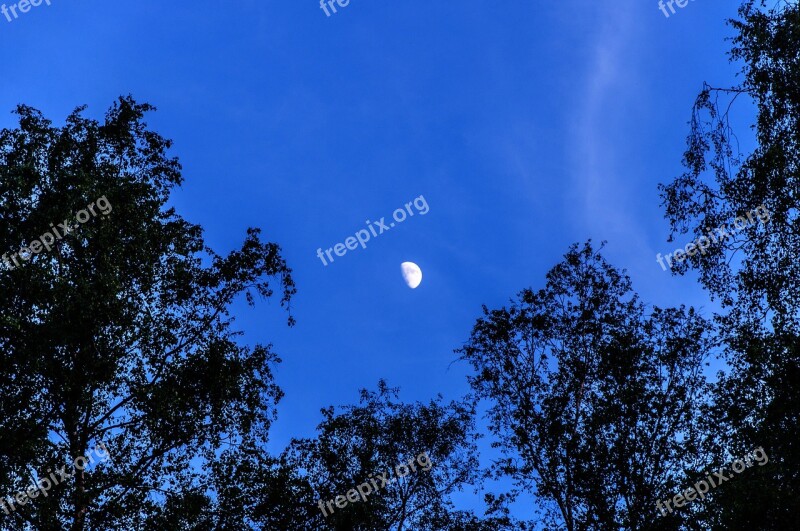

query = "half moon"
[400,262,422,289]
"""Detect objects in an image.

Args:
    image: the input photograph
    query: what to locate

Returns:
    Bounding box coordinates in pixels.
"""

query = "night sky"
[0,0,746,516]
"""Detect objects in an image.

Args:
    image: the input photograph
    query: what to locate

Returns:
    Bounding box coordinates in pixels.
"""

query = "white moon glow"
[400,262,422,289]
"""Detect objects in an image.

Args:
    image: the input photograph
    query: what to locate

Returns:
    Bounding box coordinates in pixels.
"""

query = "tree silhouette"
[0,97,295,530]
[660,1,800,527]
[285,381,517,531]
[458,242,713,530]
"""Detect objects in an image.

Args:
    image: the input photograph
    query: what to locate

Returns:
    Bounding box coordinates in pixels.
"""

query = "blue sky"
[0,0,749,519]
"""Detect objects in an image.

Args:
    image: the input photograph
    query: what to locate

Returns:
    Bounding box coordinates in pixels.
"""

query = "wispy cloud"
[568,1,649,250]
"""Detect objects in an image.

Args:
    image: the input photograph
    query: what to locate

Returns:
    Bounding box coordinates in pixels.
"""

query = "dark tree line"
[457,242,714,530]
[0,0,798,529]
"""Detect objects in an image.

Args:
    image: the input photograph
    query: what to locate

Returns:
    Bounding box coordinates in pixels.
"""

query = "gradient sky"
[0,0,749,519]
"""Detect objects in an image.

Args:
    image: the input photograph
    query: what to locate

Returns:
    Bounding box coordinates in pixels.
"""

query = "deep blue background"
[0,0,748,518]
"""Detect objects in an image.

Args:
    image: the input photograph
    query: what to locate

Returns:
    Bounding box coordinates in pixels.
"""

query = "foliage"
[286,381,516,530]
[458,242,713,531]
[659,1,800,528]
[0,97,295,530]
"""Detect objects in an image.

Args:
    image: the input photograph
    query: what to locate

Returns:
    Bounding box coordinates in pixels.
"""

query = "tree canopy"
[0,97,296,530]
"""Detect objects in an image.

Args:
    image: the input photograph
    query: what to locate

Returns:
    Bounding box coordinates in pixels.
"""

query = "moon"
[400,262,422,289]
